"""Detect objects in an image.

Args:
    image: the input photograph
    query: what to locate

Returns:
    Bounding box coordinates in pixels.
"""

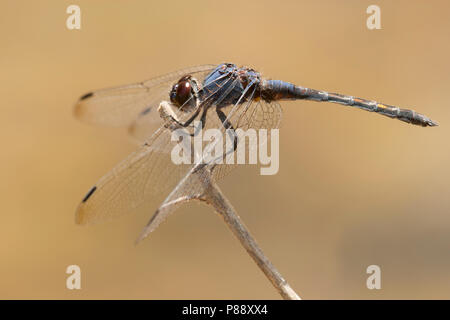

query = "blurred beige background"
[1,0,449,299]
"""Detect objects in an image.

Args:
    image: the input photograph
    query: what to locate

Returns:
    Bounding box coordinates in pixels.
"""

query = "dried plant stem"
[144,166,301,299]
[201,179,301,300]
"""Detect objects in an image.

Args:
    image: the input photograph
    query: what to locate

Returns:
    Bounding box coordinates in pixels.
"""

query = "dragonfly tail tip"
[430,120,439,127]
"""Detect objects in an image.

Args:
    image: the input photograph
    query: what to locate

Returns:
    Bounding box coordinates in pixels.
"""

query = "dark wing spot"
[140,107,152,116]
[82,186,97,203]
[80,92,94,100]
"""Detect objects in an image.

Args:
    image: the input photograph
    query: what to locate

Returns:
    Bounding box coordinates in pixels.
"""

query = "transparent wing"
[126,106,162,144]
[75,70,236,225]
[75,128,191,225]
[74,64,216,127]
[209,97,283,182]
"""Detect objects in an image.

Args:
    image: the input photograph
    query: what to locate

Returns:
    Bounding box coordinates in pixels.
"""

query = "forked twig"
[138,150,301,299]
[199,177,301,300]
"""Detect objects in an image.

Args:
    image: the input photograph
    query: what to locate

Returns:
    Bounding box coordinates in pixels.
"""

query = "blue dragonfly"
[74,63,437,241]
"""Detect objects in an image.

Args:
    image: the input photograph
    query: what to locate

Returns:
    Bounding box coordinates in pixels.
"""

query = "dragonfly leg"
[171,105,202,128]
[192,108,237,175]
[158,100,207,137]
[191,106,209,137]
[177,106,209,137]
[216,108,238,154]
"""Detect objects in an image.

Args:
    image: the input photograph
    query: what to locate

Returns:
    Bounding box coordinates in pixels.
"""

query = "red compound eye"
[170,80,192,107]
[177,81,191,98]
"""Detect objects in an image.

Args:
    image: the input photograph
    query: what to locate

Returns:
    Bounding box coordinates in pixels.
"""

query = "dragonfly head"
[169,75,199,112]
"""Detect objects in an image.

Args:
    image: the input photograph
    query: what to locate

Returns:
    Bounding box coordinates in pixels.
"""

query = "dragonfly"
[74,63,437,241]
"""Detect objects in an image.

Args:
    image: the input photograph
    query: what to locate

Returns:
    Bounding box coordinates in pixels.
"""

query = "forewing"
[211,98,283,182]
[74,64,216,127]
[75,69,232,225]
